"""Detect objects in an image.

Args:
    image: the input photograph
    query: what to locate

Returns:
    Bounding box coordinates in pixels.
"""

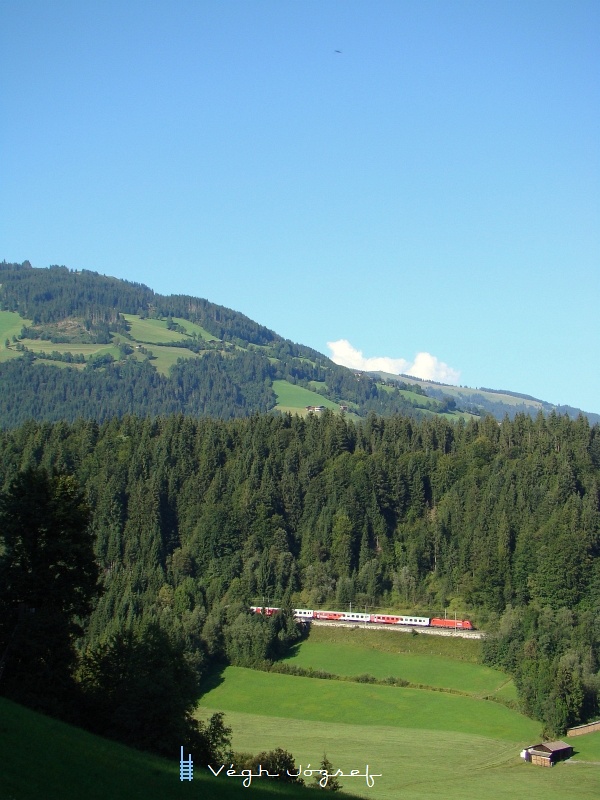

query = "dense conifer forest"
[1,261,599,750]
[1,410,599,739]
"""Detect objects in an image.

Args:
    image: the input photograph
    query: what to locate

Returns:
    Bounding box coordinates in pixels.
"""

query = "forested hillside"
[1,261,596,425]
[1,410,599,734]
[0,261,450,424]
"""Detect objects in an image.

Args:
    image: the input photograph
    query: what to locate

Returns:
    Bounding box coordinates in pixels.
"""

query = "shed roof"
[529,741,571,754]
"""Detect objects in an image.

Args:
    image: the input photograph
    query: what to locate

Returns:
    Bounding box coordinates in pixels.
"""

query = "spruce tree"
[314,753,342,791]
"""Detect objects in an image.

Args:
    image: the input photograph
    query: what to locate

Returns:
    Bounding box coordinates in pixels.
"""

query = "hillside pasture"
[20,340,122,359]
[282,639,511,696]
[567,730,600,761]
[0,310,29,346]
[198,707,596,800]
[295,627,516,701]
[0,347,25,363]
[199,666,538,742]
[376,372,545,409]
[272,380,341,413]
[170,316,217,341]
[122,314,190,344]
[0,697,324,800]
[301,623,482,661]
[143,344,203,375]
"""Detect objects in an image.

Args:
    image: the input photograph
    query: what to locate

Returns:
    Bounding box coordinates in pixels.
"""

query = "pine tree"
[314,753,342,791]
[0,468,100,715]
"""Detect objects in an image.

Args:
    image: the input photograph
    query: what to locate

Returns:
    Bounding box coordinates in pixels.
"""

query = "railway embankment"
[310,620,483,639]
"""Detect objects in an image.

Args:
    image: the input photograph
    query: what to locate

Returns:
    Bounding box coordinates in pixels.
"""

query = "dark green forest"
[0,260,277,345]
[1,410,599,738]
[1,260,599,750]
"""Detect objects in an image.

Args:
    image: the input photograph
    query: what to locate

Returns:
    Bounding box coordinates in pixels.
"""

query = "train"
[250,606,473,630]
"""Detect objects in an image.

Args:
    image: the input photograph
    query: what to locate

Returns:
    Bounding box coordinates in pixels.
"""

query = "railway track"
[310,620,484,639]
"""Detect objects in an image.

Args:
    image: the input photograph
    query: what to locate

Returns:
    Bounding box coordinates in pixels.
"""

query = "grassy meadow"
[23,340,122,359]
[0,311,208,376]
[198,667,536,740]
[273,380,342,414]
[282,640,512,697]
[0,310,30,346]
[141,344,203,375]
[196,626,599,800]
[170,316,216,341]
[0,346,25,363]
[122,314,191,344]
[0,697,343,800]
[122,313,218,344]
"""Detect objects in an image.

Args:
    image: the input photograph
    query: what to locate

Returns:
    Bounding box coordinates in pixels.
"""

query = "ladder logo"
[180,746,193,781]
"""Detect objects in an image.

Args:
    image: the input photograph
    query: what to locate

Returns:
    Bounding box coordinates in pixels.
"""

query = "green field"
[122,314,218,345]
[1,309,264,382]
[170,317,217,341]
[122,314,190,344]
[272,380,341,413]
[301,625,483,662]
[2,311,214,376]
[195,626,599,800]
[282,640,511,697]
[23,340,122,359]
[566,730,600,761]
[0,346,25,363]
[197,706,599,800]
[0,697,335,800]
[198,667,537,741]
[142,344,203,375]
[0,310,29,346]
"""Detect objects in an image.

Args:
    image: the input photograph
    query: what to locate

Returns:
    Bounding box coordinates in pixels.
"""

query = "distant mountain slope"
[0,261,441,425]
[0,260,596,426]
[372,371,600,425]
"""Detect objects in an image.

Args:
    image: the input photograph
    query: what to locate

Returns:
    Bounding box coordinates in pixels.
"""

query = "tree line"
[0,467,301,762]
[0,410,598,736]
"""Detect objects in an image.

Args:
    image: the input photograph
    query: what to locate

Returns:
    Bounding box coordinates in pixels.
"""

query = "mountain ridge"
[1,260,597,425]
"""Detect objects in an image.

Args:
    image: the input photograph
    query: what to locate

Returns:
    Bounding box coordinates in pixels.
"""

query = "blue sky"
[2,1,599,412]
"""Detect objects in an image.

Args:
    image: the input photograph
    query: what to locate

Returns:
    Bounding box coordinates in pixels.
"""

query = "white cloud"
[327,339,460,385]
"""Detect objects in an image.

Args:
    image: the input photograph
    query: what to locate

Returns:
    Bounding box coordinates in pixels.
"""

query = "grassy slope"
[375,371,545,409]
[122,314,190,344]
[0,697,347,800]
[170,316,216,341]
[0,347,24,363]
[0,312,205,376]
[198,667,537,741]
[567,730,600,761]
[0,311,32,362]
[123,314,218,345]
[142,344,202,376]
[0,311,29,345]
[282,640,510,696]
[198,708,599,800]
[196,627,599,800]
[272,380,341,413]
[23,341,122,358]
[302,625,483,662]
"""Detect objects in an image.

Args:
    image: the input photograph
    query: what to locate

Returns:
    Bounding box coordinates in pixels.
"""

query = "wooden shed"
[526,741,573,767]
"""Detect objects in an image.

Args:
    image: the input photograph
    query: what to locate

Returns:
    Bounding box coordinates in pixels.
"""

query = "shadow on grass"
[198,662,228,697]
[280,641,303,662]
